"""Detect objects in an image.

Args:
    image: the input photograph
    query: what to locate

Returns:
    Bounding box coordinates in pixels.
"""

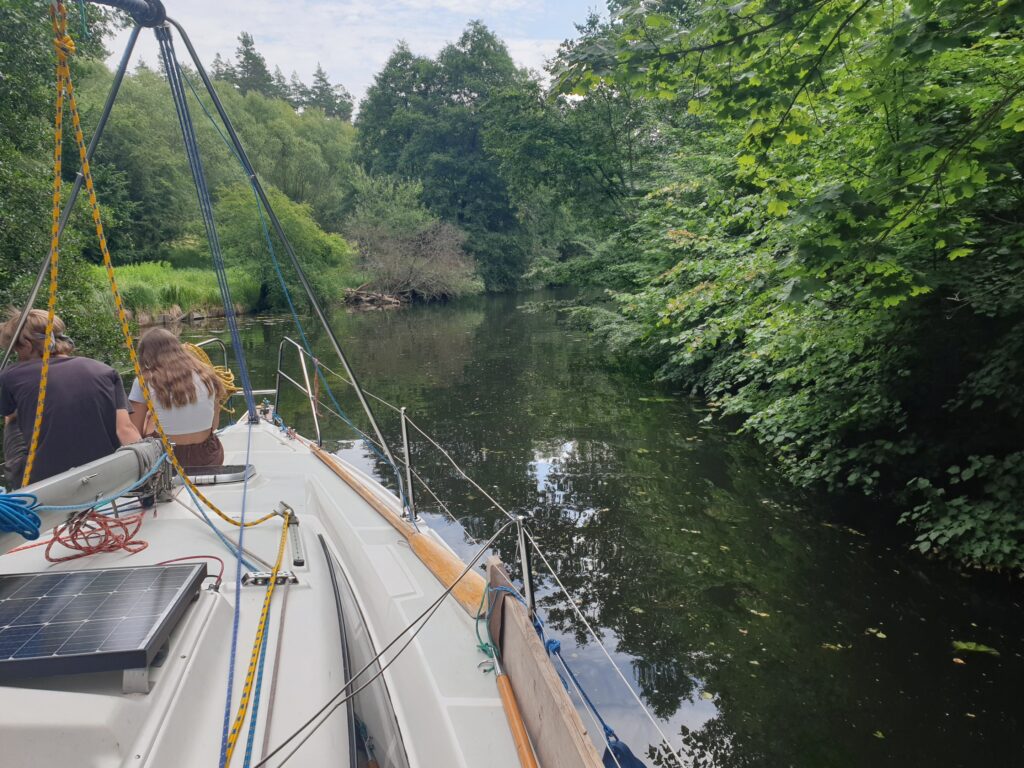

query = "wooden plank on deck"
[487,558,603,768]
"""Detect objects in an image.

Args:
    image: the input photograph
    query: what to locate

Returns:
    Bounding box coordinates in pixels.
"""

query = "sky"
[109,1,604,105]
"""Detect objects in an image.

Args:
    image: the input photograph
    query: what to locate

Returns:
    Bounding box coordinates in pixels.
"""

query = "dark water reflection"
[184,292,1023,768]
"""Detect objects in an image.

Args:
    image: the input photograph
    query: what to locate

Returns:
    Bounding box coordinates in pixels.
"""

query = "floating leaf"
[873,731,885,740]
[952,641,999,656]
[952,657,966,665]
[700,691,714,700]
[749,609,770,618]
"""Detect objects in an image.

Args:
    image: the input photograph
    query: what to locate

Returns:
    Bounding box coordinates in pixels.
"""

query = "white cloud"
[107,0,581,104]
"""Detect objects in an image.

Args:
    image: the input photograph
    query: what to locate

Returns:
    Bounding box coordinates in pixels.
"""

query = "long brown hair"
[1,308,75,358]
[137,328,225,407]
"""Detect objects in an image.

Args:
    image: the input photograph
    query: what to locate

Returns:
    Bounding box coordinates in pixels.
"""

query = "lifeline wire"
[254,519,513,767]
[527,530,682,764]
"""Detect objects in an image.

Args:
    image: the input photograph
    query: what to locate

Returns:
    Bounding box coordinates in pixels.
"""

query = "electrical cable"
[156,555,226,587]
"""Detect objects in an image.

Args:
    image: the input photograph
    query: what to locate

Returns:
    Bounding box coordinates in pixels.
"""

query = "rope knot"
[54,33,76,57]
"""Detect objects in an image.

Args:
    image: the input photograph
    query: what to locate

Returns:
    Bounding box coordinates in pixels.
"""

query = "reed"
[90,261,261,316]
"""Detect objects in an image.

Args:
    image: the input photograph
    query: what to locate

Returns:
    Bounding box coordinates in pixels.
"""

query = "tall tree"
[305,63,353,121]
[231,31,277,98]
[210,52,234,82]
[272,66,289,101]
[287,70,309,110]
[357,23,528,289]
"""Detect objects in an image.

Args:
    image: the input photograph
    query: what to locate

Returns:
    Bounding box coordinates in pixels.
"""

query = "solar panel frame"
[0,563,206,680]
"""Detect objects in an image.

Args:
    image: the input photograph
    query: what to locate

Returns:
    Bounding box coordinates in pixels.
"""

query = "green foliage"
[216,183,356,309]
[0,0,124,364]
[92,261,261,316]
[223,32,283,100]
[553,0,1024,571]
[356,23,529,290]
[306,63,353,121]
[345,170,482,299]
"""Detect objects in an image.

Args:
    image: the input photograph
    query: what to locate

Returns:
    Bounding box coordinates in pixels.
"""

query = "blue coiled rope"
[0,493,42,540]
[0,452,170,541]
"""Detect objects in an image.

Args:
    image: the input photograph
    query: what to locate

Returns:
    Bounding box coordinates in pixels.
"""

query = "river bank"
[93,261,413,324]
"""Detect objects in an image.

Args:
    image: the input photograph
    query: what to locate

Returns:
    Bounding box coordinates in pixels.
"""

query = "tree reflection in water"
[187,292,1024,768]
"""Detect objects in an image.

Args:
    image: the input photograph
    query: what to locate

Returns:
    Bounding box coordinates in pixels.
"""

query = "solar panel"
[0,563,206,680]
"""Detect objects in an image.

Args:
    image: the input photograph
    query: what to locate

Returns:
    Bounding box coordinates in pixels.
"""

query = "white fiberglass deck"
[0,420,517,768]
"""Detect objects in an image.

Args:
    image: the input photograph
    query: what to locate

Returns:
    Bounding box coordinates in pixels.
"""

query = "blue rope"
[157,28,257,422]
[545,638,616,741]
[180,70,411,512]
[242,602,272,767]
[218,420,254,767]
[483,585,626,753]
[181,481,257,571]
[0,454,169,541]
[35,454,167,512]
[0,493,41,540]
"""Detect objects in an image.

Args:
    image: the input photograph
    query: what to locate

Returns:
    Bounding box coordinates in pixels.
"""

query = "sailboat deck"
[0,420,516,768]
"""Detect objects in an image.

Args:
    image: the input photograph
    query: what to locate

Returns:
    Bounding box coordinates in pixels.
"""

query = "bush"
[345,171,482,300]
[215,183,356,309]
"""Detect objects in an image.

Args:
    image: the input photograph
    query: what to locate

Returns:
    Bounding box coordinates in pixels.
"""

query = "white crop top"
[129,373,216,434]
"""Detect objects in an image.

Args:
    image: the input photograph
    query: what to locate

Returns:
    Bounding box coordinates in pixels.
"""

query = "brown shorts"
[152,432,225,468]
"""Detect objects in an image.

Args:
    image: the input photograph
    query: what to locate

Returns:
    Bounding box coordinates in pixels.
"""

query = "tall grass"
[91,261,261,316]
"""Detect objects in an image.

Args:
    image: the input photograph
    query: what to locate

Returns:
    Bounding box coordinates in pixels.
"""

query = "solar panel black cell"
[0,564,206,680]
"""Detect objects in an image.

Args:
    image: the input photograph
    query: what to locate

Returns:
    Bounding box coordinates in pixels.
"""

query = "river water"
[184,292,1022,768]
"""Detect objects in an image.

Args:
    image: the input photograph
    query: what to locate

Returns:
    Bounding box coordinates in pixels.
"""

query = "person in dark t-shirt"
[0,309,140,486]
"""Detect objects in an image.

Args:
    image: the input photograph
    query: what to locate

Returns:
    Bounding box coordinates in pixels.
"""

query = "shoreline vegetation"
[3,3,1022,572]
[91,262,413,326]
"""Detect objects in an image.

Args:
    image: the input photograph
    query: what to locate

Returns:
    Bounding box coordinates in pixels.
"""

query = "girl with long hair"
[129,328,227,467]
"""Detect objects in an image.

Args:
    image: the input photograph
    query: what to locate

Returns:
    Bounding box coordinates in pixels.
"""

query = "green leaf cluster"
[552,0,1024,570]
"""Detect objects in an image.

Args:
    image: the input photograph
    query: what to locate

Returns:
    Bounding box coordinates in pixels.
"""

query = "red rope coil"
[43,509,148,563]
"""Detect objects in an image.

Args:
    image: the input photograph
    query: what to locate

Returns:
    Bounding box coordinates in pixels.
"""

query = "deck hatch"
[0,564,205,680]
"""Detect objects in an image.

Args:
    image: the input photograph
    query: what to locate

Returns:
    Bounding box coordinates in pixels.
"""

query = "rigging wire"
[403,413,519,525]
[155,24,256,421]
[177,69,412,515]
[526,530,682,765]
[219,420,255,768]
[253,519,513,768]
[552,649,627,768]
